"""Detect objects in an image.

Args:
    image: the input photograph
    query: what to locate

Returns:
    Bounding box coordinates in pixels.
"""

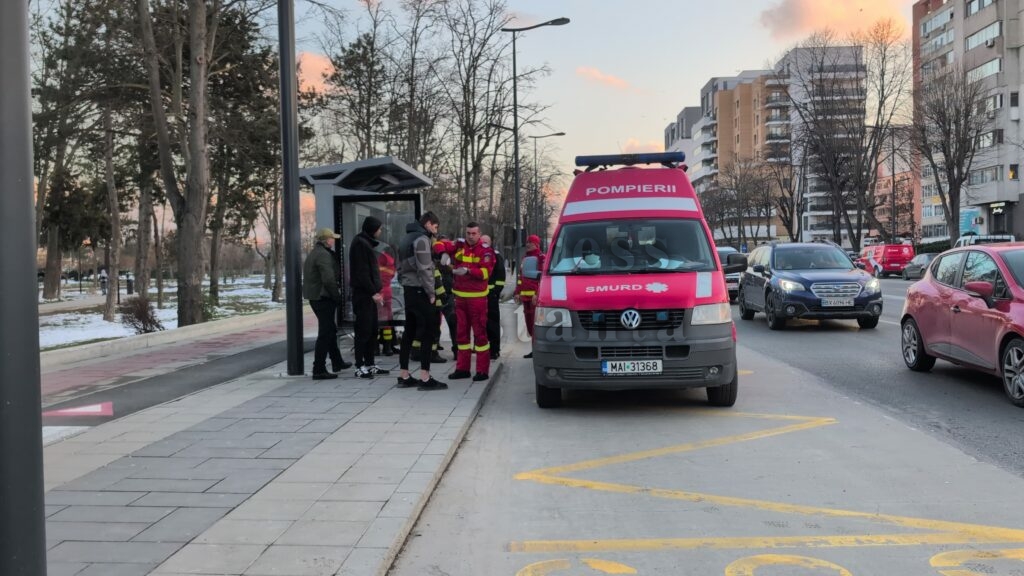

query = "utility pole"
[1,0,48,573]
[278,0,303,375]
[890,128,897,242]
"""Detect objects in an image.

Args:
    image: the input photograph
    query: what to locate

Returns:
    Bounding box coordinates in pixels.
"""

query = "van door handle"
[951,305,961,314]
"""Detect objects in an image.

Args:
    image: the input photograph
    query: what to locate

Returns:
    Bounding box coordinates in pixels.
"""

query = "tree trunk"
[208,195,226,307]
[43,228,62,299]
[103,104,120,322]
[135,178,153,295]
[270,193,283,302]
[153,210,164,308]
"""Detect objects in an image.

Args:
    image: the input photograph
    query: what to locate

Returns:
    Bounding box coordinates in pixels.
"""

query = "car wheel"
[765,292,786,330]
[707,371,738,407]
[738,292,755,320]
[901,318,936,372]
[902,270,908,281]
[1001,339,1024,408]
[857,316,879,329]
[535,379,562,408]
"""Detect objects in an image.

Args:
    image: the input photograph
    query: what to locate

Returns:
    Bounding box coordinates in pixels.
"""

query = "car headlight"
[691,303,732,325]
[535,307,573,328]
[863,278,880,294]
[779,279,803,293]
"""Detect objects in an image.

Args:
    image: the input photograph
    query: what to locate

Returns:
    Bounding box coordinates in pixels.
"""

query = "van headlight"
[862,278,881,294]
[691,303,732,325]
[535,307,573,328]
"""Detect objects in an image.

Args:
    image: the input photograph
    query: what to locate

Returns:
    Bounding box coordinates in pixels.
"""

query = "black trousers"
[310,299,342,373]
[440,297,456,346]
[486,292,501,354]
[352,291,379,368]
[400,287,438,372]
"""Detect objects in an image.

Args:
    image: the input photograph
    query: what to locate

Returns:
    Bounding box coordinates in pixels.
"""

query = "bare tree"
[912,63,991,241]
[783,21,912,249]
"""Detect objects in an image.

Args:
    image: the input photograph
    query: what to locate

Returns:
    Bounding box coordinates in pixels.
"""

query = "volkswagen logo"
[620,309,642,330]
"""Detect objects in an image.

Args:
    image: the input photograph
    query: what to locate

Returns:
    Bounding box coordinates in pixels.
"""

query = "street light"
[528,132,565,248]
[501,17,569,271]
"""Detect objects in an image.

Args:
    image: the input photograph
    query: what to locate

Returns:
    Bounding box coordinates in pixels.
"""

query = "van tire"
[707,373,738,407]
[738,294,755,320]
[535,380,562,408]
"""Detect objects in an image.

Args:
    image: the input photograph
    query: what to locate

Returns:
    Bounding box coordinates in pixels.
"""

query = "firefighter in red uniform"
[444,222,495,381]
[376,245,397,356]
[515,234,545,359]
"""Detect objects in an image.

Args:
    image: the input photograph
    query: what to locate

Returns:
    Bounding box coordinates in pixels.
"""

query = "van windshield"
[548,219,716,275]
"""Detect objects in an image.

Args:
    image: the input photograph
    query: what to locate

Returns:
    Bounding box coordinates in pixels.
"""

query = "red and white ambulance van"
[531,152,748,408]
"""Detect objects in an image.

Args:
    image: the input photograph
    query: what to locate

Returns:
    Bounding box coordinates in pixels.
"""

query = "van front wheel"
[706,372,738,407]
[535,380,562,408]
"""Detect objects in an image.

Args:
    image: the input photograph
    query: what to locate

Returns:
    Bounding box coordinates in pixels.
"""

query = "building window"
[922,223,949,238]
[1011,164,1019,180]
[967,58,1002,82]
[967,0,995,17]
[1013,92,1020,107]
[922,6,953,35]
[969,165,1002,185]
[965,21,1001,51]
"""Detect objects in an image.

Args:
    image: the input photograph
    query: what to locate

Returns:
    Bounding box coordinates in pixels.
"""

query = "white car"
[717,246,741,303]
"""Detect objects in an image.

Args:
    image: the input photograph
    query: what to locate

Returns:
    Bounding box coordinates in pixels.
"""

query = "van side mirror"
[855,262,866,270]
[724,253,748,274]
[752,264,765,274]
[964,281,996,308]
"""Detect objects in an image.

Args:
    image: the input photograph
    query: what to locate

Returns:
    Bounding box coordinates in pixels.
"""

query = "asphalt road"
[735,276,1024,478]
[390,302,1024,575]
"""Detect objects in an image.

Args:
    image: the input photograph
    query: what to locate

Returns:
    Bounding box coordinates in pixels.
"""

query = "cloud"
[760,0,912,40]
[576,66,631,91]
[621,139,664,154]
[297,52,333,94]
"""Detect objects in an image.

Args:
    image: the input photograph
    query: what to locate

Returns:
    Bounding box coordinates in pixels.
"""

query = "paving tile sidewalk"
[44,351,498,576]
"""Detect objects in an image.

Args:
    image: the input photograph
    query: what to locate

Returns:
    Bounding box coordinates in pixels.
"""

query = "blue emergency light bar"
[575,151,686,168]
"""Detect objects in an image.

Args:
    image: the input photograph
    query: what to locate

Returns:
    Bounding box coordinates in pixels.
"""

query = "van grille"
[578,310,685,330]
[600,346,663,359]
[810,283,862,299]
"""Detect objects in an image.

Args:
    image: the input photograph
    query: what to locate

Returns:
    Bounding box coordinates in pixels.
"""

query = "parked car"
[902,253,937,280]
[717,246,741,303]
[900,243,1024,407]
[952,233,1016,248]
[737,242,883,330]
[856,243,915,278]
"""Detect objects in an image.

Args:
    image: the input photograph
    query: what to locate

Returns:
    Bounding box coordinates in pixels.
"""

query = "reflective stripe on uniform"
[453,289,489,298]
[457,343,473,351]
[494,281,506,286]
[455,250,481,263]
[481,267,489,280]
[474,343,491,352]
[519,290,536,296]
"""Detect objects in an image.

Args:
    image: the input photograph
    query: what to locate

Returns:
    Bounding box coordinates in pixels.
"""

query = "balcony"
[766,133,791,143]
[765,96,789,108]
[765,116,790,125]
[766,74,789,86]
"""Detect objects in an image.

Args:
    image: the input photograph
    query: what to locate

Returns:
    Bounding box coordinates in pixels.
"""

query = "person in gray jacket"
[303,228,351,379]
[396,212,447,391]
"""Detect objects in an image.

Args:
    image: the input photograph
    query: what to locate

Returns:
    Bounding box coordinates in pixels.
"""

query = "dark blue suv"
[737,242,883,330]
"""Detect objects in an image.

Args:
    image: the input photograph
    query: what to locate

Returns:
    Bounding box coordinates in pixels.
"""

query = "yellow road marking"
[516,559,570,575]
[931,548,1024,576]
[738,369,755,376]
[581,558,638,573]
[512,409,1024,554]
[725,554,852,576]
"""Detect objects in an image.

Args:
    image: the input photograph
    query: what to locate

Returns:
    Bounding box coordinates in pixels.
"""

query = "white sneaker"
[366,365,391,376]
[355,366,373,379]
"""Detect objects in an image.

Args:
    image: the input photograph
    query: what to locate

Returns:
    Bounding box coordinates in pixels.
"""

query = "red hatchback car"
[901,244,1024,407]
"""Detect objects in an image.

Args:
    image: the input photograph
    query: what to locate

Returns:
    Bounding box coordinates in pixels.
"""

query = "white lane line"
[879,319,900,326]
[883,294,906,301]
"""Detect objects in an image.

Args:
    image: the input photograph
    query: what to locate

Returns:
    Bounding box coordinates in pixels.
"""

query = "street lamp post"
[501,17,569,271]
[529,132,565,249]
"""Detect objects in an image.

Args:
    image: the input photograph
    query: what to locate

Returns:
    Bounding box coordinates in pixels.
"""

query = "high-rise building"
[663,106,701,166]
[914,0,1019,239]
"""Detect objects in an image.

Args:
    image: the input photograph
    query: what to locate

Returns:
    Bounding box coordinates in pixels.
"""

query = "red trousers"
[456,296,490,374]
[523,300,536,338]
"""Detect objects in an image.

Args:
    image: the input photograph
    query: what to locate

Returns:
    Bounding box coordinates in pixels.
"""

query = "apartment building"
[914,0,1021,240]
[663,106,701,165]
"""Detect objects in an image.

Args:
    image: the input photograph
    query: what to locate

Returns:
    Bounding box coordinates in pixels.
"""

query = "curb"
[377,361,504,576]
[40,308,287,369]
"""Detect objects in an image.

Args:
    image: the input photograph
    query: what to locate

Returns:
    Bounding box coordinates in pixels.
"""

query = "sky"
[296,0,916,201]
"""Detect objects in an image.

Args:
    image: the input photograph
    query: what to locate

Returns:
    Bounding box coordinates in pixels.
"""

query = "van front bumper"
[532,325,736,391]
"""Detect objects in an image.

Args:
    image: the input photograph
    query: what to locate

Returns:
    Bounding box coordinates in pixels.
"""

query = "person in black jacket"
[481,235,505,360]
[349,216,390,378]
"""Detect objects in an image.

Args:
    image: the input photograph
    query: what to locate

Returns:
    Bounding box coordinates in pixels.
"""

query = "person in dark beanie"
[349,216,390,378]
[303,228,351,380]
